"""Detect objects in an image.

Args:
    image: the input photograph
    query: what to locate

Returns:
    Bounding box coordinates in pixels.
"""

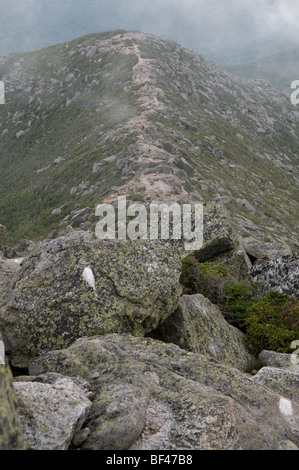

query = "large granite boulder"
[0,231,183,368]
[29,334,299,451]
[149,294,254,372]
[14,374,92,450]
[195,201,237,262]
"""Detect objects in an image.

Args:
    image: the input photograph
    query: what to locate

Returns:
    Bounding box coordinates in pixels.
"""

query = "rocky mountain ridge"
[0,31,298,248]
[0,31,298,451]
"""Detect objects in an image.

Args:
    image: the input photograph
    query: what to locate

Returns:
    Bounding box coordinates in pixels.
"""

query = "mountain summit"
[0,31,298,247]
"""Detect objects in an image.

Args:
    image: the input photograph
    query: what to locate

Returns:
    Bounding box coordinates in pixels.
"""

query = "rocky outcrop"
[29,334,299,450]
[250,254,299,298]
[0,231,183,368]
[149,294,254,372]
[14,374,92,450]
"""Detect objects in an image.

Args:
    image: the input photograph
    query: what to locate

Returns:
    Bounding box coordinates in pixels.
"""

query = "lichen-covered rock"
[252,367,299,403]
[0,258,23,305]
[250,254,299,298]
[14,375,92,450]
[259,350,295,369]
[243,239,292,263]
[81,381,150,450]
[149,294,254,372]
[0,335,24,450]
[195,202,237,262]
[0,231,183,368]
[29,334,299,450]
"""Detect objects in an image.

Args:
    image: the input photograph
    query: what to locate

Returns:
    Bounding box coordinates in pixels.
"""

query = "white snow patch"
[279,397,293,417]
[82,267,96,291]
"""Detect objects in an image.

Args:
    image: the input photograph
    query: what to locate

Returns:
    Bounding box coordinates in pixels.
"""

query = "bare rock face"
[0,231,183,368]
[149,294,254,372]
[29,334,299,451]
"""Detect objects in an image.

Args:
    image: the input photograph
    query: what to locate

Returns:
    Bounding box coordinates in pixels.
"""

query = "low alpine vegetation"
[180,255,299,354]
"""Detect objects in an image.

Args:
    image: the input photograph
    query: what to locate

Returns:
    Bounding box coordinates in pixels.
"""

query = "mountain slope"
[225,48,299,91]
[0,31,298,248]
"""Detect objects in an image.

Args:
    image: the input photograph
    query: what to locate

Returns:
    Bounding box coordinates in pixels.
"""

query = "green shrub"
[180,257,299,355]
[180,257,231,304]
[244,294,299,354]
[221,282,258,327]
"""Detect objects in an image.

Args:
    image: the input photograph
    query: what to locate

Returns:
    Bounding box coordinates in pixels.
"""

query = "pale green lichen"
[0,235,182,367]
[28,334,299,450]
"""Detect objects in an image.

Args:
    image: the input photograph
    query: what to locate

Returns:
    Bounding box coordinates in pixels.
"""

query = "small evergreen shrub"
[244,294,299,354]
[220,281,264,328]
[180,256,231,304]
[180,256,299,355]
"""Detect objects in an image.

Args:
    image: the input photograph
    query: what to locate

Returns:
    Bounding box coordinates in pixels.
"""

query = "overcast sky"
[0,0,299,63]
